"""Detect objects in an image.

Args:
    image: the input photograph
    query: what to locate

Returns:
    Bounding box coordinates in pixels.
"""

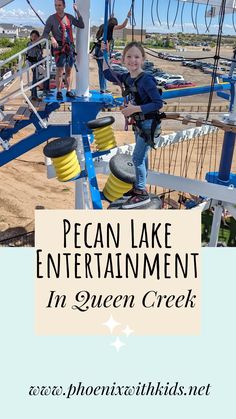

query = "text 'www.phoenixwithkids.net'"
[29,381,211,398]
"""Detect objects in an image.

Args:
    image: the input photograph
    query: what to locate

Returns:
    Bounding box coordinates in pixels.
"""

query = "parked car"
[164,80,196,89]
[143,60,154,68]
[167,55,183,62]
[156,74,184,86]
[110,64,127,73]
[115,52,122,57]
[111,58,122,65]
[155,73,170,82]
[110,64,127,84]
[144,68,164,76]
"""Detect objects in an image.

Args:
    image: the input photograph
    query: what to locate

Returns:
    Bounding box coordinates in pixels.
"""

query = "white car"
[155,74,184,85]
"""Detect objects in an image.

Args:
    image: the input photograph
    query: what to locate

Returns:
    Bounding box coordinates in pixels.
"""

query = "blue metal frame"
[68,89,116,209]
[162,82,230,100]
[103,0,109,43]
[82,134,103,209]
[0,102,59,142]
[206,78,236,187]
[217,91,230,101]
[0,124,70,166]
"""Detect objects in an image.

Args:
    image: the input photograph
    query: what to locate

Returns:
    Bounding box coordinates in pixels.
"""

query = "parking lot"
[105,46,233,105]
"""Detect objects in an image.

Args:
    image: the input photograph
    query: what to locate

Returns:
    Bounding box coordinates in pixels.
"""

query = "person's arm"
[41,17,58,48]
[103,65,127,83]
[71,4,85,28]
[41,17,52,40]
[114,9,131,30]
[102,42,128,82]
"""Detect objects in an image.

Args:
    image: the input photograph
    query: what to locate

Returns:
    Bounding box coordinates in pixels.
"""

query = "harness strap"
[122,72,165,143]
[56,13,74,51]
[122,71,145,101]
[132,112,166,148]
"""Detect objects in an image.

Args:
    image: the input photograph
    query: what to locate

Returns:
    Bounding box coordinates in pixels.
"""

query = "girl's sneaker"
[66,91,76,98]
[56,91,63,100]
[122,187,136,200]
[122,189,150,209]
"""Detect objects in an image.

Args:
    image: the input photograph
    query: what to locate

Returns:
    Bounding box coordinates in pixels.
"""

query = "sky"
[0,0,236,35]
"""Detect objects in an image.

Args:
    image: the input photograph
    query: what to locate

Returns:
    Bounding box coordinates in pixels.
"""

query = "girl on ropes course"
[42,0,84,100]
[103,41,163,209]
[26,29,50,100]
[92,8,132,93]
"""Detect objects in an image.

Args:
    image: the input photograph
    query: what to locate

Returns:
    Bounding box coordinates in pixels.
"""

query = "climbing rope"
[26,0,45,25]
[206,0,227,120]
[167,0,172,30]
[173,0,180,27]
[111,0,115,16]
[180,0,186,32]
[151,0,156,26]
[205,0,213,33]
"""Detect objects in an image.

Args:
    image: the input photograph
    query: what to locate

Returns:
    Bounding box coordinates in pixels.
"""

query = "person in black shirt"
[93,10,131,93]
[26,30,50,100]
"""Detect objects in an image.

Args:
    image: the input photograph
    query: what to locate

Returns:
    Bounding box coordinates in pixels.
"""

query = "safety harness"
[90,24,115,56]
[53,14,76,66]
[122,72,166,148]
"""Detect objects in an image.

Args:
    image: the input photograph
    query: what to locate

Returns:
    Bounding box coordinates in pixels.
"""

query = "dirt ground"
[0,47,235,241]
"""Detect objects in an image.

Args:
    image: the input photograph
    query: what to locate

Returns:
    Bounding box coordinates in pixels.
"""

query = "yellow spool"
[103,173,132,202]
[52,150,81,182]
[93,125,117,151]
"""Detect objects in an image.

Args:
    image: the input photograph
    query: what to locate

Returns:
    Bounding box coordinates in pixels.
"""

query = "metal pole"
[75,136,87,209]
[76,0,90,97]
[217,52,236,183]
[218,130,236,183]
[208,201,224,247]
[141,0,144,44]
[99,0,109,79]
[104,0,109,36]
[132,0,134,41]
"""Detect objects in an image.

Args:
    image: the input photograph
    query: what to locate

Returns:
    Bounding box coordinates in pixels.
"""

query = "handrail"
[0,37,49,66]
[0,0,14,9]
[0,56,49,91]
[0,38,51,128]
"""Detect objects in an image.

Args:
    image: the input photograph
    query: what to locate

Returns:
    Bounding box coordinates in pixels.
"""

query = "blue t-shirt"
[103,69,163,114]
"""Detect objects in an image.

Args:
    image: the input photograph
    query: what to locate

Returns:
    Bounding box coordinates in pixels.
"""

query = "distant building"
[90,26,146,43]
[113,28,146,42]
[0,23,35,39]
[90,25,99,41]
[18,25,35,38]
[0,23,18,37]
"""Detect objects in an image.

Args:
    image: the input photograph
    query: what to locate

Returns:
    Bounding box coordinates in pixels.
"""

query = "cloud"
[0,8,45,23]
[144,20,234,34]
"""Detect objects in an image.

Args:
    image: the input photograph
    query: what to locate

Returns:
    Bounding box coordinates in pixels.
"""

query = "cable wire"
[206,0,227,120]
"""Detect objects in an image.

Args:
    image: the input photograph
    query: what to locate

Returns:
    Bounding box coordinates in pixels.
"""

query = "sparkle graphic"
[110,337,126,352]
[102,315,120,334]
[122,325,134,337]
